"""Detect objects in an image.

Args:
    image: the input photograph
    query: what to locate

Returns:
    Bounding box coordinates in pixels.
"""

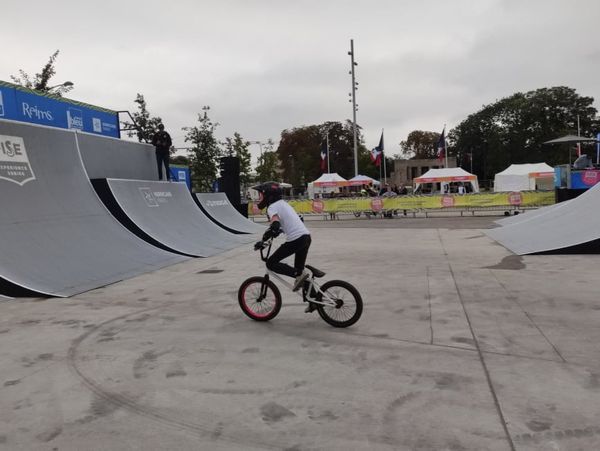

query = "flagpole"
[577,115,581,158]
[382,129,387,185]
[444,123,448,168]
[326,133,331,173]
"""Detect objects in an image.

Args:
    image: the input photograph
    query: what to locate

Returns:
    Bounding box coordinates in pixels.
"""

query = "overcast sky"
[2,0,599,164]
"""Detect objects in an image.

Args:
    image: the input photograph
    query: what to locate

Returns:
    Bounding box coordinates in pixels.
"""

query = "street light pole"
[47,81,73,91]
[348,39,358,177]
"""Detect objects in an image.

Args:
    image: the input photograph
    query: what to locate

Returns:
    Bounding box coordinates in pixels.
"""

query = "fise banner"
[0,80,119,138]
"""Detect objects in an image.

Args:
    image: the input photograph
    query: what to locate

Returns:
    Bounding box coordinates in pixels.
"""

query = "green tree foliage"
[223,132,252,186]
[451,86,599,181]
[10,50,74,97]
[184,106,222,192]
[276,120,374,186]
[399,130,441,159]
[255,148,280,182]
[171,155,190,166]
[121,94,164,144]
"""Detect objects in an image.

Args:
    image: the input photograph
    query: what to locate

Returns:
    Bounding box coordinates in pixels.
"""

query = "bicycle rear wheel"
[238,276,282,321]
[317,280,363,328]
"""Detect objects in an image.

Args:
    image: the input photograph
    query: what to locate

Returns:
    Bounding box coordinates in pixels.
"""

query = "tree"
[255,150,280,182]
[10,50,74,97]
[451,86,599,182]
[399,130,441,159]
[183,106,222,192]
[223,132,252,186]
[254,139,279,182]
[276,120,373,186]
[121,94,164,143]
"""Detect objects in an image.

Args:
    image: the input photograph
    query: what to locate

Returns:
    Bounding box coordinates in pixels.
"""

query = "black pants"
[156,150,170,181]
[266,234,311,278]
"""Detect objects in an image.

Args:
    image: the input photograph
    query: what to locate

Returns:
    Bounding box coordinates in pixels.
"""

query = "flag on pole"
[437,128,446,162]
[320,141,327,171]
[370,132,384,167]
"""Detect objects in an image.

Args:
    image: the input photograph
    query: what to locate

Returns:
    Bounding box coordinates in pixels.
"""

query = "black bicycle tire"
[238,276,282,322]
[316,280,363,328]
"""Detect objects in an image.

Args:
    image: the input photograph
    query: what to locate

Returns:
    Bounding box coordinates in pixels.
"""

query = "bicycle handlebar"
[254,238,273,262]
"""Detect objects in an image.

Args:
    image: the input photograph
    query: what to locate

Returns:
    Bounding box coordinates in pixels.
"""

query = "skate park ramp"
[485,183,600,254]
[495,198,565,227]
[0,119,187,297]
[195,192,265,234]
[77,131,158,180]
[94,179,254,257]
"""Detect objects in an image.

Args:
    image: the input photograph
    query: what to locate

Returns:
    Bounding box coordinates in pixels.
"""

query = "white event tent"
[307,173,348,199]
[414,168,479,194]
[348,175,380,186]
[493,163,555,192]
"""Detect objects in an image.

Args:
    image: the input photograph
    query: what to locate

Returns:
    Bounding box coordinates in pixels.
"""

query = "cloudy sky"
[2,0,599,164]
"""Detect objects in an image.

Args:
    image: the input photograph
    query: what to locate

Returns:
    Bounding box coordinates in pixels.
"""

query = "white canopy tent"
[414,168,479,194]
[348,175,380,186]
[307,173,348,199]
[493,163,555,192]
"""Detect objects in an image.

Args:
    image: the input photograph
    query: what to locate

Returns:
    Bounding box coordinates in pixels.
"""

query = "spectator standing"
[152,124,172,181]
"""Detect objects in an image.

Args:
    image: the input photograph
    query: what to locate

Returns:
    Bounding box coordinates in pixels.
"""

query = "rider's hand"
[254,241,264,251]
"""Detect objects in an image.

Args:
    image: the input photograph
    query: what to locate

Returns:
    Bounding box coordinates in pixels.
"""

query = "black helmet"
[252,181,283,209]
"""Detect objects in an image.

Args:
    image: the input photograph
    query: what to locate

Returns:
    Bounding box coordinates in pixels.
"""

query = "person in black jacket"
[151,124,172,181]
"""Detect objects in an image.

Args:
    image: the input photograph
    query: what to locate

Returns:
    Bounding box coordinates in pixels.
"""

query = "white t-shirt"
[267,200,310,242]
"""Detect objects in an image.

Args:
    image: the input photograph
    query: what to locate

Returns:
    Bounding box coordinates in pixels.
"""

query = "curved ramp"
[77,131,157,180]
[485,183,600,254]
[195,192,265,234]
[0,120,186,297]
[95,179,253,257]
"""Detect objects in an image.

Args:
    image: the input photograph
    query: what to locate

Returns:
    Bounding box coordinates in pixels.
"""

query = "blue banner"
[170,165,191,190]
[0,80,119,138]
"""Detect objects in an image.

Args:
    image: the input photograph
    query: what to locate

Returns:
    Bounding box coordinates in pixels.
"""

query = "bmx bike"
[237,239,363,328]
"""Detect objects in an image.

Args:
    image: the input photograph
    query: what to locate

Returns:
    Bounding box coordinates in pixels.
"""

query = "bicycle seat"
[305,264,325,278]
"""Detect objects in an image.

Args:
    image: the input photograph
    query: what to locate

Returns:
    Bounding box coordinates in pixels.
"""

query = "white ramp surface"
[101,179,254,257]
[195,192,265,234]
[77,131,158,180]
[0,120,186,297]
[486,183,600,254]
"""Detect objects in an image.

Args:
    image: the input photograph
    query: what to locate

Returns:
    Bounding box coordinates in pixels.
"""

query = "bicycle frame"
[258,240,339,308]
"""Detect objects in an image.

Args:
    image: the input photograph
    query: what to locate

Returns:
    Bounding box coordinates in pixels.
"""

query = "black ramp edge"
[533,238,600,255]
[91,179,197,257]
[0,277,51,298]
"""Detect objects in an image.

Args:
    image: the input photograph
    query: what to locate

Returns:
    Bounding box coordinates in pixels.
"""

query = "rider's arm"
[262,214,282,241]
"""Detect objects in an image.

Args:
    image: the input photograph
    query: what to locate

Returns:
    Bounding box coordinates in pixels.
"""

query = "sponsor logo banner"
[0,135,36,185]
[0,81,119,137]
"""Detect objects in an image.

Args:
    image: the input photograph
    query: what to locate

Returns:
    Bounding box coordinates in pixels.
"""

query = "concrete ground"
[1,215,599,451]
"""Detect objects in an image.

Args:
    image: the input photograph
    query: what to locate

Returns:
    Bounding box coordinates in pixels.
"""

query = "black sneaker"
[304,302,318,313]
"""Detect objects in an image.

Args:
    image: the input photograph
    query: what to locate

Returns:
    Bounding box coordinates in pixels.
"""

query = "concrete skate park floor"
[1,216,600,450]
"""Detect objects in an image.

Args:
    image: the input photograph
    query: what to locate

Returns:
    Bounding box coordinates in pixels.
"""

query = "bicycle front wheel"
[238,276,282,321]
[317,280,363,328]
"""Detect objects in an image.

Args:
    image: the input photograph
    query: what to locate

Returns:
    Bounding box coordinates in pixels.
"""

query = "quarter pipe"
[195,192,265,234]
[0,119,187,297]
[485,183,600,254]
[94,179,253,257]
